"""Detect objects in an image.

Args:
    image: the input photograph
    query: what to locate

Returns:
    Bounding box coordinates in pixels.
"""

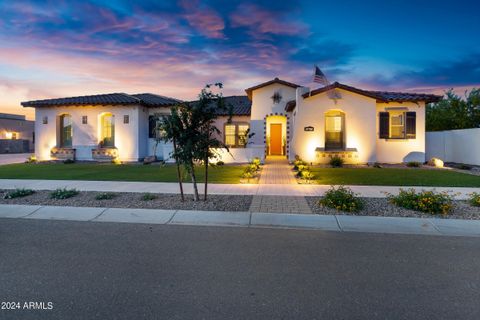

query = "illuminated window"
[390,112,405,139]
[82,116,88,124]
[224,123,249,148]
[100,113,115,147]
[225,124,236,146]
[59,114,72,147]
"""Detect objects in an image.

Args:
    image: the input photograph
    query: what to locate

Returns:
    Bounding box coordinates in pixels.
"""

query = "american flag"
[313,66,329,86]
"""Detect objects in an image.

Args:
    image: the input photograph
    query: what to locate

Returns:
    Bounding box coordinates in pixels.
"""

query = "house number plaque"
[304,126,314,132]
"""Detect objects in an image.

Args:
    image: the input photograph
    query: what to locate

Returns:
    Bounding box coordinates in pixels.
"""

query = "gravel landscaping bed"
[306,197,480,220]
[0,190,252,212]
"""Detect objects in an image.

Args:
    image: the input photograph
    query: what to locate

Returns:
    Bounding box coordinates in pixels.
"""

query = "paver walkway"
[258,156,297,184]
[252,156,312,213]
[249,195,312,214]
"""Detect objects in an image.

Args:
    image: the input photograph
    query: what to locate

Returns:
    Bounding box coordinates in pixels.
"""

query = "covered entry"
[266,115,287,156]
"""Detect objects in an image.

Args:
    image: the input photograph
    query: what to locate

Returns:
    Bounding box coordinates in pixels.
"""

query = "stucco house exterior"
[22,78,441,164]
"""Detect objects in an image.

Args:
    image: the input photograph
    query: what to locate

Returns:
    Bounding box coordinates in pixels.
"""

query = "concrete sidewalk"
[0,179,477,199]
[1,204,479,237]
[0,153,32,165]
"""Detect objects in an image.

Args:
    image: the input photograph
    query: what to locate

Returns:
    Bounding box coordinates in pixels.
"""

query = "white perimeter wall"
[426,128,480,165]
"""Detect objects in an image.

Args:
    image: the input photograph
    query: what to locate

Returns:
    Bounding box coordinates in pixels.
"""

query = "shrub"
[25,155,37,163]
[299,170,315,181]
[469,192,480,207]
[295,165,310,177]
[329,156,344,168]
[216,160,225,166]
[142,193,157,201]
[293,159,307,171]
[248,163,259,172]
[241,170,255,182]
[252,157,261,167]
[406,161,421,167]
[50,188,79,199]
[112,158,122,165]
[373,162,382,168]
[387,189,454,214]
[4,188,35,199]
[63,159,75,164]
[95,192,116,200]
[319,186,364,212]
[459,164,472,170]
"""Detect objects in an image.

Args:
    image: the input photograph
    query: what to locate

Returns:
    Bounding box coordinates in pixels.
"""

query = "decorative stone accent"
[427,157,444,168]
[92,147,118,161]
[264,112,290,157]
[315,148,359,164]
[50,147,76,161]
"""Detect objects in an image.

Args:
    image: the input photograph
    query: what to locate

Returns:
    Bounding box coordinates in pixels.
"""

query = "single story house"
[22,78,441,163]
[0,112,35,153]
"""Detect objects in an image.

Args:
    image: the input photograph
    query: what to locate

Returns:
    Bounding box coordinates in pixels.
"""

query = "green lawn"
[310,167,480,187]
[0,163,245,184]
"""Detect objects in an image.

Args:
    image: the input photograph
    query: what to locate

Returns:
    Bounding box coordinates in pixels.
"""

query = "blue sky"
[0,0,479,118]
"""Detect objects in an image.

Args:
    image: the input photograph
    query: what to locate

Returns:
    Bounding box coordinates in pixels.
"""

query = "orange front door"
[270,124,282,155]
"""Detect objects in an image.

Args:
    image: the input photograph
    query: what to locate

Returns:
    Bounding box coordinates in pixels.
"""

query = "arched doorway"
[265,115,287,156]
[59,114,72,147]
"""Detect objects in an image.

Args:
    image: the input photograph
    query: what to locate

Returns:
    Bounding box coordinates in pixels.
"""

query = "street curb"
[0,204,479,237]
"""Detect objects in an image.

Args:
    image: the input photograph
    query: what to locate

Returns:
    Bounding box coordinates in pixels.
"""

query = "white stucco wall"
[376,102,426,163]
[292,88,377,163]
[34,105,143,161]
[426,128,480,165]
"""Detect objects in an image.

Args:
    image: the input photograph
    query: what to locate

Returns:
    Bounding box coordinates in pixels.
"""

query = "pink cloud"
[230,4,307,36]
[180,0,225,39]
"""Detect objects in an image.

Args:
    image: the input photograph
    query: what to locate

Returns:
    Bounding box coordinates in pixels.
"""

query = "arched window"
[59,114,72,147]
[100,113,115,147]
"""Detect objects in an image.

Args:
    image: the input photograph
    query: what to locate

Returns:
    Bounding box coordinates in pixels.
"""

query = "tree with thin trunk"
[159,84,231,201]
[158,108,184,201]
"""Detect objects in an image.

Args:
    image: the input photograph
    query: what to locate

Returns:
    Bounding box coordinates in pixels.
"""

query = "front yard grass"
[0,163,245,184]
[310,167,480,187]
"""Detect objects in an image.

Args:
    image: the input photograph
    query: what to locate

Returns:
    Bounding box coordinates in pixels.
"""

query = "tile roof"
[22,93,180,108]
[217,95,251,116]
[189,95,251,116]
[245,77,301,99]
[303,82,442,103]
[131,93,182,106]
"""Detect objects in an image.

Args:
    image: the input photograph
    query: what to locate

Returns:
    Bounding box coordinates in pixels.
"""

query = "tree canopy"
[426,88,480,131]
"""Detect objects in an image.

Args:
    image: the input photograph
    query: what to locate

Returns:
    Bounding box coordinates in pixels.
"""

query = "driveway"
[0,153,31,165]
[1,219,480,320]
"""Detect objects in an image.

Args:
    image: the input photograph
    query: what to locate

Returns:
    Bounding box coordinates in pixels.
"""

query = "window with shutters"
[379,111,416,140]
[224,123,249,148]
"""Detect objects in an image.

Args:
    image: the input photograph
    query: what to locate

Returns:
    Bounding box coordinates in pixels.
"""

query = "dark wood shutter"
[406,112,416,139]
[379,112,389,139]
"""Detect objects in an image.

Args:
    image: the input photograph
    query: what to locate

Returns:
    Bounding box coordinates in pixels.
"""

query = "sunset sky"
[1,0,479,119]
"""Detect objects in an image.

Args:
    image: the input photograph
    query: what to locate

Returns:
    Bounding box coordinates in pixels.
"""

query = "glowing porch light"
[5,132,14,139]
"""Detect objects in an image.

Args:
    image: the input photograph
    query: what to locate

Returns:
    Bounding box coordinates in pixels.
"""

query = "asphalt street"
[1,218,479,320]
